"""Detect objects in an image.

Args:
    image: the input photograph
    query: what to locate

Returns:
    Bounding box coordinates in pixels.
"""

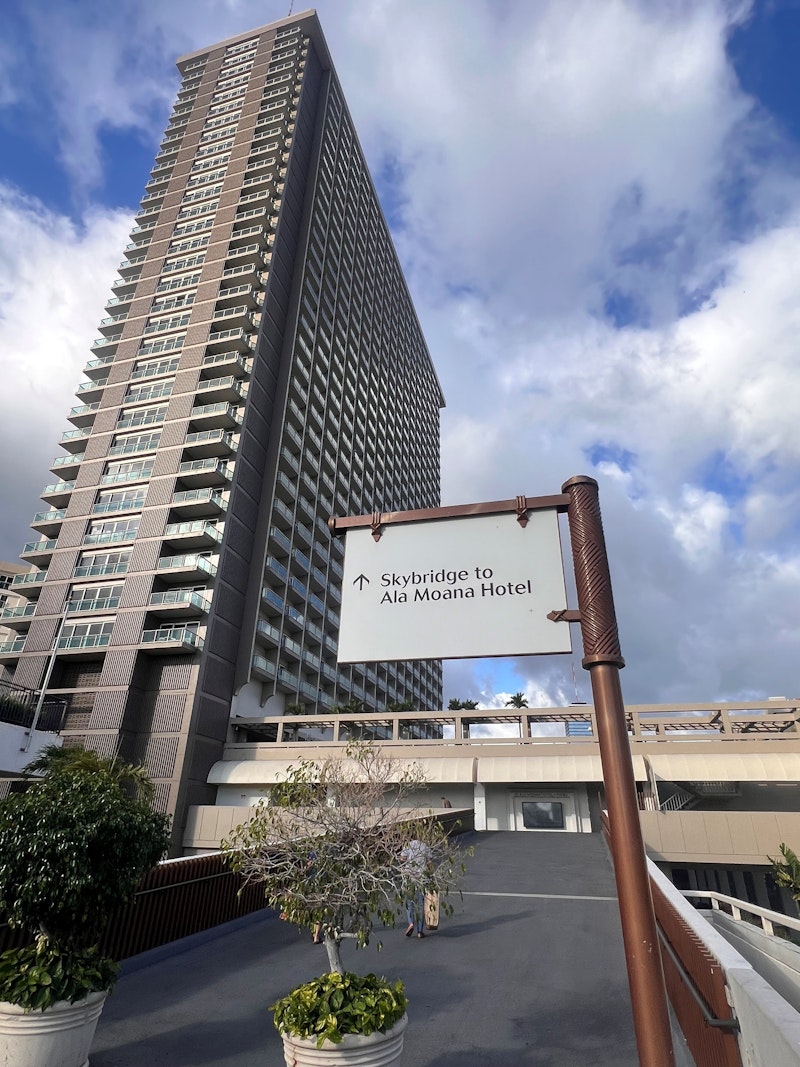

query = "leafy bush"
[271,971,407,1047]
[0,939,118,1012]
[0,766,169,950]
[0,747,170,1009]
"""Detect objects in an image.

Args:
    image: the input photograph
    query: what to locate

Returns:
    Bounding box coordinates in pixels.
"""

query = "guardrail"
[600,810,743,1067]
[0,851,266,959]
[683,891,800,940]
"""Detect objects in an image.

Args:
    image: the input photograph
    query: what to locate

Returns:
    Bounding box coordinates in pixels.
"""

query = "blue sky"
[2,0,800,708]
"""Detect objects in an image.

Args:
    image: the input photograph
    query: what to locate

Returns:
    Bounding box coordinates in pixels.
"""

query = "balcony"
[170,488,227,519]
[58,428,91,453]
[0,637,26,659]
[100,466,153,486]
[74,560,129,579]
[0,603,37,629]
[40,481,74,508]
[252,653,277,679]
[67,595,120,614]
[67,402,100,428]
[50,453,84,478]
[256,618,281,646]
[148,590,209,617]
[141,627,204,654]
[111,274,140,296]
[31,510,66,536]
[196,377,244,406]
[163,521,222,549]
[56,633,111,653]
[201,351,250,378]
[108,436,160,457]
[177,458,232,488]
[205,328,253,355]
[75,378,107,402]
[83,354,115,379]
[223,243,267,268]
[20,539,57,566]
[157,554,217,582]
[183,429,237,459]
[189,402,242,430]
[91,495,146,515]
[91,334,121,350]
[215,282,263,308]
[221,262,262,284]
[11,571,47,597]
[211,304,255,329]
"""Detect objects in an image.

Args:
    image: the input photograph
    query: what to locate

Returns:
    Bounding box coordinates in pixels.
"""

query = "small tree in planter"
[0,746,170,1067]
[223,742,467,1062]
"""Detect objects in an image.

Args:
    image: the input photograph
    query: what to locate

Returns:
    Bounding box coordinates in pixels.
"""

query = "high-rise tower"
[0,11,444,847]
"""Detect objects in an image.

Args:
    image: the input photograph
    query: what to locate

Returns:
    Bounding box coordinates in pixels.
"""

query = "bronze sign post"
[562,475,674,1066]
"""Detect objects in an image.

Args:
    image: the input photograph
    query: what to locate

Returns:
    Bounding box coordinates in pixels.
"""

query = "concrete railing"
[650,862,800,1066]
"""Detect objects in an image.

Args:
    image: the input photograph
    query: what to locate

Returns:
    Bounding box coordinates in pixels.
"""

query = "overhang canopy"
[208,756,478,786]
[647,752,800,783]
[477,754,648,783]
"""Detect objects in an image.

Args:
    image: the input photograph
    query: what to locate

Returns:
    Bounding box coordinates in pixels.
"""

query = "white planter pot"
[281,1014,408,1066]
[0,990,107,1067]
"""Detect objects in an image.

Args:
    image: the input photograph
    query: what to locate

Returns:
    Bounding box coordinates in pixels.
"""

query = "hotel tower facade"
[0,10,444,844]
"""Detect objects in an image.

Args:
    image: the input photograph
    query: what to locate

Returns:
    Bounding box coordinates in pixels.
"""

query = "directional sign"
[337,510,571,662]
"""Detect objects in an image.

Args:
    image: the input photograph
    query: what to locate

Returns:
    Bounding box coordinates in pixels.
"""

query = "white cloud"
[0,186,130,557]
[4,0,800,709]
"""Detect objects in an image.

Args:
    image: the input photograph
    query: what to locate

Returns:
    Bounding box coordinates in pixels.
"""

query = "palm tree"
[25,744,155,802]
[448,698,479,710]
[505,692,529,709]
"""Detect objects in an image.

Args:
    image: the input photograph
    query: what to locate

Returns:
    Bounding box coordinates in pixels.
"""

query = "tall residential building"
[0,10,444,846]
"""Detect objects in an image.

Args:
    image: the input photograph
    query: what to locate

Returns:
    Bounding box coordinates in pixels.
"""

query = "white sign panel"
[337,510,571,662]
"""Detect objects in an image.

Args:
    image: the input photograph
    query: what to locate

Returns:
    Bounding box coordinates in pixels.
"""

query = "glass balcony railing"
[21,539,57,556]
[157,554,217,578]
[56,633,111,650]
[0,638,25,655]
[148,590,209,611]
[77,377,108,393]
[12,570,47,588]
[91,496,146,515]
[32,510,66,525]
[73,561,129,579]
[51,453,84,469]
[141,627,204,650]
[67,596,120,614]
[163,521,222,542]
[60,428,91,444]
[0,604,36,621]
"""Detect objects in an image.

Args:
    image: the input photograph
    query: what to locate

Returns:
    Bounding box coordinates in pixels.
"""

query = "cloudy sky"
[2,0,800,710]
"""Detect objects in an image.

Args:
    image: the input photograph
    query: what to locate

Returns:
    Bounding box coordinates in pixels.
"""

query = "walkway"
[91,831,640,1066]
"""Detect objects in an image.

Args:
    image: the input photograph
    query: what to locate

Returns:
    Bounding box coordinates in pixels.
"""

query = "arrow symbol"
[353,574,370,590]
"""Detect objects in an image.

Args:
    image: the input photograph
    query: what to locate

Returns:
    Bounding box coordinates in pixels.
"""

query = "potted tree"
[223,742,467,1066]
[0,746,170,1067]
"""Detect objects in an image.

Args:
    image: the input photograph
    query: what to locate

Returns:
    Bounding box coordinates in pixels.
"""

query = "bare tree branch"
[223,742,467,974]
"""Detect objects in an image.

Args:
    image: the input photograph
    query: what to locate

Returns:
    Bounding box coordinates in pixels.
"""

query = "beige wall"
[640,810,800,865]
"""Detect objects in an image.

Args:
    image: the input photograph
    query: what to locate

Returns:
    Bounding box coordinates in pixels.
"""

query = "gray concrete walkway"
[90,831,640,1066]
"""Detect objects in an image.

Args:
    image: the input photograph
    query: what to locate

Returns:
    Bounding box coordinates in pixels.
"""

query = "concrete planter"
[0,990,107,1067]
[281,1014,408,1066]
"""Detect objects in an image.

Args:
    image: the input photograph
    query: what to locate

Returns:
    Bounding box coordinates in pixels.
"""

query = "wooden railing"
[600,811,742,1067]
[650,879,742,1067]
[0,852,267,960]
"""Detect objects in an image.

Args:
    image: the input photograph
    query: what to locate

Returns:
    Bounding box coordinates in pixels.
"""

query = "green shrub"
[0,939,118,1012]
[0,748,170,1010]
[271,971,407,1047]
